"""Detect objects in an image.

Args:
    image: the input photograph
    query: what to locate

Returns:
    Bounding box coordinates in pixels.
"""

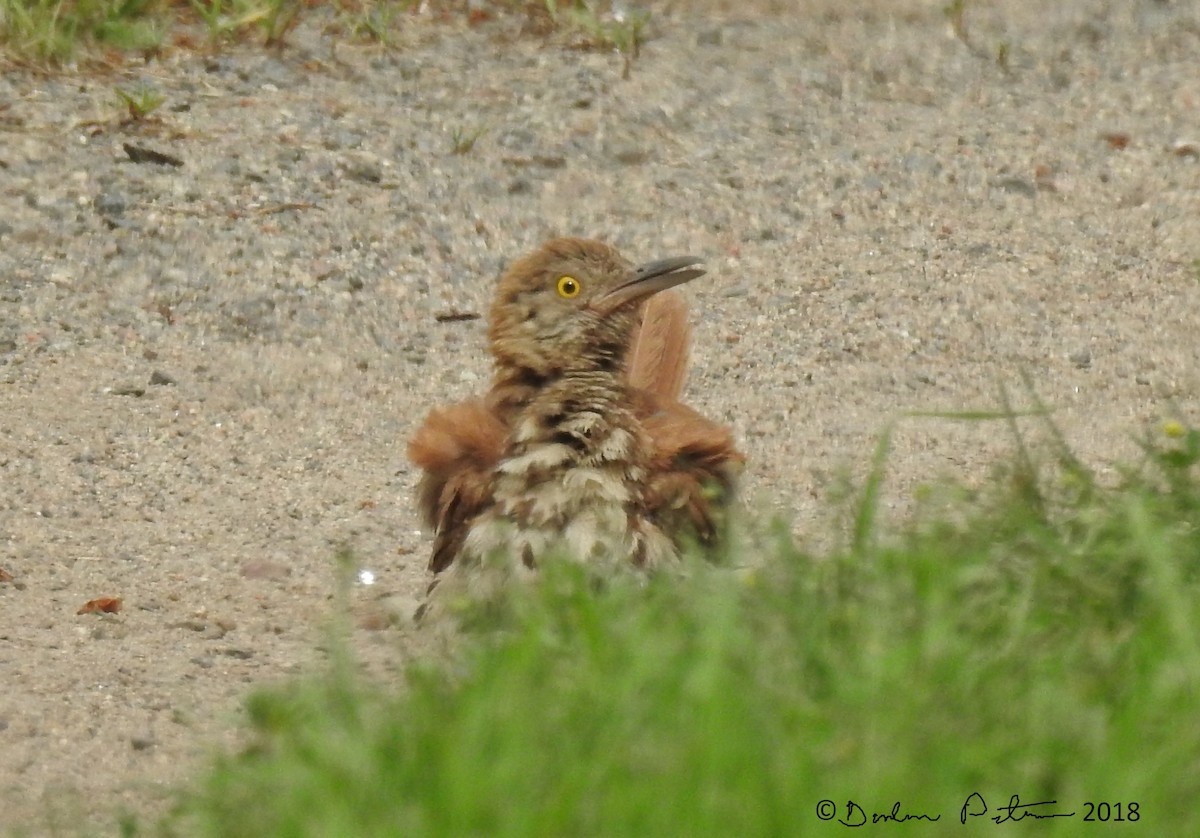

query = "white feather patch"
[497,443,574,475]
[561,467,630,504]
[560,411,604,437]
[514,416,542,443]
[595,428,634,462]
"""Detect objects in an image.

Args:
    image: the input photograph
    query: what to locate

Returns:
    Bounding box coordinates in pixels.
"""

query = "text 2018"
[1082,802,1139,822]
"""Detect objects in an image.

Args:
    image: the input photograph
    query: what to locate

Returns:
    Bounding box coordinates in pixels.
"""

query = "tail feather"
[627,290,691,400]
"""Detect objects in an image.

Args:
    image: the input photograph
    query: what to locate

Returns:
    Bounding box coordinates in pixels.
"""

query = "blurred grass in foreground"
[157,417,1200,837]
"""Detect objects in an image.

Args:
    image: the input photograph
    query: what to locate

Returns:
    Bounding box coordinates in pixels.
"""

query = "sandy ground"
[1,0,1199,831]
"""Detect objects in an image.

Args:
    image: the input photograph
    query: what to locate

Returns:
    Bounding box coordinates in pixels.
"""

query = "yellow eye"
[556,275,581,298]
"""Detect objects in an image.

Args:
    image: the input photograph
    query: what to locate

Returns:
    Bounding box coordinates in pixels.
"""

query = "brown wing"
[627,290,743,547]
[407,398,507,573]
[636,391,744,546]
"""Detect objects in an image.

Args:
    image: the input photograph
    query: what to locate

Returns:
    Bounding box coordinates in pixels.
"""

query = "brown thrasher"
[408,238,742,603]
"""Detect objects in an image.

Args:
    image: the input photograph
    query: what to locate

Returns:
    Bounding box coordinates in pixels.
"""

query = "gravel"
[1,0,1199,829]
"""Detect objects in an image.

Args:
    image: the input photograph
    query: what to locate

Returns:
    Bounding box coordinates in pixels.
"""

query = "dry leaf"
[123,143,183,168]
[1101,132,1131,150]
[78,597,123,615]
[1170,140,1200,159]
[1034,164,1057,192]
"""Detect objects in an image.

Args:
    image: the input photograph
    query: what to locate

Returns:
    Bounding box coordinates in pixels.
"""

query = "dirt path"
[2,1,1198,831]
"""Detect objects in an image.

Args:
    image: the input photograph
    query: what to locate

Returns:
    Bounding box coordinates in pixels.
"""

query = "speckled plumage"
[408,238,742,612]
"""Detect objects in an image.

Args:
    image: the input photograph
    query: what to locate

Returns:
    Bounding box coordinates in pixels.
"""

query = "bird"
[407,237,742,608]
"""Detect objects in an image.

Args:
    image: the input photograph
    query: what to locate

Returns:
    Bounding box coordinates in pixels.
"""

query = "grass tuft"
[1,1,656,67]
[0,0,169,63]
[448,122,487,155]
[114,82,166,119]
[158,416,1200,836]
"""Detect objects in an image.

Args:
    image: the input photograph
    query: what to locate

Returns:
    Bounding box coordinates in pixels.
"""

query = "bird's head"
[488,237,705,378]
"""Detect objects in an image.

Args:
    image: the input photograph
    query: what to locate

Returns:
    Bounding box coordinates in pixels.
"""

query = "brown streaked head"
[488,237,705,377]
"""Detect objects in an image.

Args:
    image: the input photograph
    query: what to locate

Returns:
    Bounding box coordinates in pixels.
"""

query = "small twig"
[256,201,321,215]
[434,311,482,323]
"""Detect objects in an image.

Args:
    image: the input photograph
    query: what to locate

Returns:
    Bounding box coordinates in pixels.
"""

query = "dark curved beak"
[591,256,706,316]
